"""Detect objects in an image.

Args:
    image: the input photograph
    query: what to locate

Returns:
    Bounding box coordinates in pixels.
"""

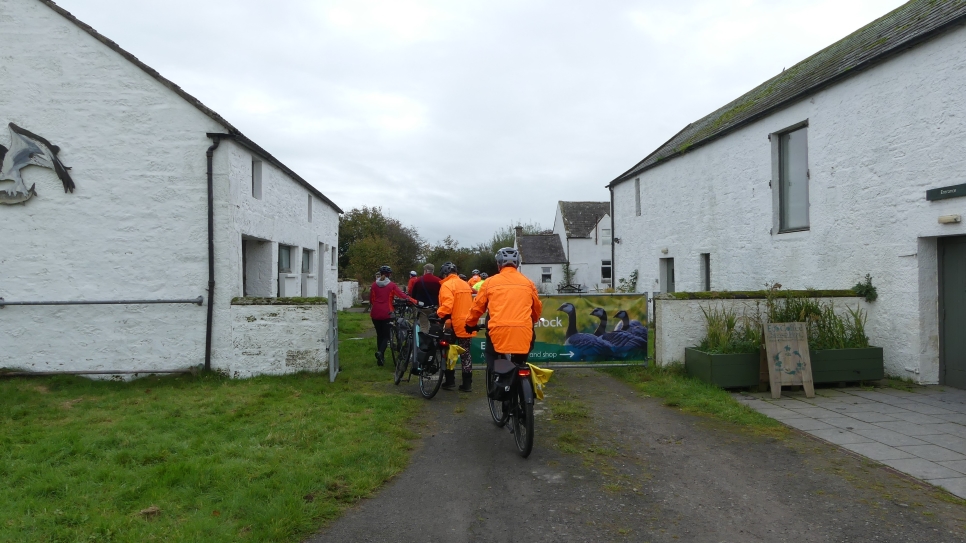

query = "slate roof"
[610,0,966,187]
[558,201,610,238]
[517,235,567,264]
[37,0,342,213]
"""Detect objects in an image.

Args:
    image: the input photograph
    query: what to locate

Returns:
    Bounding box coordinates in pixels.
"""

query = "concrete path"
[308,370,966,542]
[735,386,966,499]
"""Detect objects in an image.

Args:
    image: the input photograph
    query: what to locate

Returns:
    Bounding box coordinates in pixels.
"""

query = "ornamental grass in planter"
[685,305,763,388]
[687,290,883,388]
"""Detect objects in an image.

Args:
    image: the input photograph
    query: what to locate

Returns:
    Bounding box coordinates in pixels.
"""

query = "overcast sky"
[61,0,905,247]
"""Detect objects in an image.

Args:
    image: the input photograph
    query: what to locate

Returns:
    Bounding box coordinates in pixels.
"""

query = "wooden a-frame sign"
[764,322,814,399]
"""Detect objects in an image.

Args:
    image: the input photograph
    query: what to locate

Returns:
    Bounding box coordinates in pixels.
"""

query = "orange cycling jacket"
[466,266,542,354]
[437,274,475,339]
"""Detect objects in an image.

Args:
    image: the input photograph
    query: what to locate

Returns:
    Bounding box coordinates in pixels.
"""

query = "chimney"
[514,225,523,249]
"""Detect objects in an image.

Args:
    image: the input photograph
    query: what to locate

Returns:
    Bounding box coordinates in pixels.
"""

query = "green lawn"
[0,311,417,542]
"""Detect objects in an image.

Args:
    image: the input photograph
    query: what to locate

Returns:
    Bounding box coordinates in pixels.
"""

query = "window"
[700,253,710,291]
[278,245,292,273]
[634,178,641,216]
[601,228,611,245]
[541,267,552,283]
[302,249,312,273]
[601,260,612,284]
[307,195,313,222]
[779,126,809,231]
[252,159,263,200]
[331,246,336,267]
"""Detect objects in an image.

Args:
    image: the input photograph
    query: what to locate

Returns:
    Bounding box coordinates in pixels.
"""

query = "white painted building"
[552,201,612,291]
[0,0,341,377]
[514,229,567,295]
[609,2,966,386]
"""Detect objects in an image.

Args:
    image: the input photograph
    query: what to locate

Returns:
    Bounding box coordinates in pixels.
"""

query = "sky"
[60,0,906,248]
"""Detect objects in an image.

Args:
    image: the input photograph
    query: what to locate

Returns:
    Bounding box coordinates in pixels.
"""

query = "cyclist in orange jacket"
[437,262,475,391]
[465,248,542,370]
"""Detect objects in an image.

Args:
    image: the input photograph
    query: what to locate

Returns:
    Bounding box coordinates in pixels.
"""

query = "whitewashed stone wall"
[565,215,612,291]
[519,263,564,294]
[653,296,873,367]
[337,281,359,310]
[0,0,219,373]
[613,25,966,383]
[0,0,341,377]
[229,302,329,378]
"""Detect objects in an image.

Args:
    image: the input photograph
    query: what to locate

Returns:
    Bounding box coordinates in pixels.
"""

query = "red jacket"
[370,279,413,320]
[410,273,442,306]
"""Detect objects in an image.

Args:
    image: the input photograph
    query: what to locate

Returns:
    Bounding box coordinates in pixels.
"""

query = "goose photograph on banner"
[470,294,648,364]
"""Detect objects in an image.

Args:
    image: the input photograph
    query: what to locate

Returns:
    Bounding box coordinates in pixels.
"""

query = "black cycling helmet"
[480,272,488,279]
[378,265,393,276]
[495,247,521,269]
[458,274,467,280]
[471,269,480,275]
[440,262,458,277]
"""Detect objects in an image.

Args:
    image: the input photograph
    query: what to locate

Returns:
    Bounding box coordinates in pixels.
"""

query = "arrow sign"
[560,351,575,359]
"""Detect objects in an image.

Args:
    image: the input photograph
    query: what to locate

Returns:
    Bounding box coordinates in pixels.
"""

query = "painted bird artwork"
[557,302,614,361]
[590,308,648,360]
[613,310,648,342]
[0,123,74,204]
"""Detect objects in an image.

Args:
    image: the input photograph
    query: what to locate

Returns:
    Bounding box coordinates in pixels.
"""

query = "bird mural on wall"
[0,123,74,205]
[590,308,647,359]
[557,302,614,361]
[614,309,648,341]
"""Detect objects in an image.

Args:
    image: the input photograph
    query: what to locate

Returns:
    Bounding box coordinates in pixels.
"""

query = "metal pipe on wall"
[0,297,203,307]
[204,135,223,373]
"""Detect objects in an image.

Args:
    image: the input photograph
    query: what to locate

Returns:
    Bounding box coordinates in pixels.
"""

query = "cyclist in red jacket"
[370,265,419,366]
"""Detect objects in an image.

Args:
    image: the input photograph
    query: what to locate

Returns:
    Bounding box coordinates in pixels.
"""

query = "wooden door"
[940,236,966,388]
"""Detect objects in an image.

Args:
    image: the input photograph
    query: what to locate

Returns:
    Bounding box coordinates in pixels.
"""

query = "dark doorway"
[939,236,966,388]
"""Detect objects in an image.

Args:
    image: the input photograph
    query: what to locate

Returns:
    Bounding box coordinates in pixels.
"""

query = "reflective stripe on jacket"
[437,274,475,338]
[467,266,542,354]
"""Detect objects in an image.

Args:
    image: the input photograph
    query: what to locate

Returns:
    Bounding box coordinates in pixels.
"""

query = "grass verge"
[0,311,418,542]
[602,365,786,436]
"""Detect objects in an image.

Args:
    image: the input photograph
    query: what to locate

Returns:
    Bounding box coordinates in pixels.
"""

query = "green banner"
[470,293,648,364]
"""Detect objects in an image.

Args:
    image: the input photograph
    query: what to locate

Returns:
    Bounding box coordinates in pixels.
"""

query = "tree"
[339,206,424,283]
[489,221,545,253]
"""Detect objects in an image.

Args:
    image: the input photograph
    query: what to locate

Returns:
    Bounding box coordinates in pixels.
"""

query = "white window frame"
[541,267,553,283]
[771,121,810,234]
[601,260,612,284]
[252,158,263,200]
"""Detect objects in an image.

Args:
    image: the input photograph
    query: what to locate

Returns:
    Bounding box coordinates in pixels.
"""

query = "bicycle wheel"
[394,332,411,385]
[486,369,509,427]
[388,322,400,369]
[511,381,534,458]
[418,345,444,399]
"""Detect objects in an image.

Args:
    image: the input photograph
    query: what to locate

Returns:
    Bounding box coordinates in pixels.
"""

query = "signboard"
[764,322,814,399]
[926,183,966,201]
[470,293,648,364]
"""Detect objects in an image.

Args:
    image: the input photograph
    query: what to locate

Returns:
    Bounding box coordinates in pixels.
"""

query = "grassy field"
[0,311,417,542]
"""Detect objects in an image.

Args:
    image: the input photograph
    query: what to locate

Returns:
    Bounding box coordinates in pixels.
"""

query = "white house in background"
[0,0,341,377]
[552,201,613,291]
[514,227,567,294]
[609,1,966,386]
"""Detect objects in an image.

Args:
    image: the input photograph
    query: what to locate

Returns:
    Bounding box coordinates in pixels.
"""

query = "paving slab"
[874,421,950,436]
[893,411,958,424]
[750,407,809,421]
[807,428,874,445]
[852,428,929,447]
[782,406,841,419]
[880,458,965,481]
[822,417,881,431]
[938,460,966,475]
[930,478,966,500]
[782,418,837,432]
[841,442,917,461]
[904,403,958,416]
[847,411,901,423]
[919,433,966,451]
[896,445,966,463]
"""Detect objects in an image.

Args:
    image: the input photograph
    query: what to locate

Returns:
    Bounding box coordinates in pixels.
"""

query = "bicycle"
[469,323,536,458]
[389,300,414,384]
[394,305,448,400]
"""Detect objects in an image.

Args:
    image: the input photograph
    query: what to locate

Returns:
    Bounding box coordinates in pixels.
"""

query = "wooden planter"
[685,346,884,389]
[685,348,760,388]
[810,347,884,383]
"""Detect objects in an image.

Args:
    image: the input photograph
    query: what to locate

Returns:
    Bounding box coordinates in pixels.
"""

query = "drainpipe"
[204,135,223,373]
[609,186,616,289]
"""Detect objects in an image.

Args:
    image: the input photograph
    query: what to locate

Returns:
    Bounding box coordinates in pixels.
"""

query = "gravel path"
[307,370,966,542]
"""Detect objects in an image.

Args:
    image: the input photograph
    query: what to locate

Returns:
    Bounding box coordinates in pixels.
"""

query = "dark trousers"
[372,318,392,356]
[483,331,533,372]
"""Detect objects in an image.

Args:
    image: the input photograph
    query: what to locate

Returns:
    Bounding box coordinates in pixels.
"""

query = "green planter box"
[685,348,760,389]
[810,347,884,383]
